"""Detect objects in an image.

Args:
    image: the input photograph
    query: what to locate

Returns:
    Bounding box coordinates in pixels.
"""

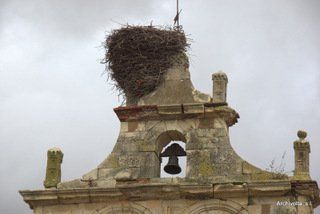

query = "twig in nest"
[102,25,189,99]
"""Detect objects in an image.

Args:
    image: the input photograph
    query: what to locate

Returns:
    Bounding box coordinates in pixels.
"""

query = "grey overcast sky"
[0,0,319,213]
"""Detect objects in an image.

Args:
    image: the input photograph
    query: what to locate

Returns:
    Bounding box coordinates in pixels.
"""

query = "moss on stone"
[198,156,214,177]
[242,161,288,181]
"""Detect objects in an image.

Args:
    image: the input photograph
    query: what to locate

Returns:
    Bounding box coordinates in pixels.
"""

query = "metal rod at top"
[176,0,179,26]
[174,0,181,28]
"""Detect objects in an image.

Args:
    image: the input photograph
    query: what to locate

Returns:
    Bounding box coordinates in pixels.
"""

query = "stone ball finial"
[297,130,307,140]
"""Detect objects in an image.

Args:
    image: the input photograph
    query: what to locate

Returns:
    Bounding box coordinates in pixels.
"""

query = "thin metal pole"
[176,0,179,26]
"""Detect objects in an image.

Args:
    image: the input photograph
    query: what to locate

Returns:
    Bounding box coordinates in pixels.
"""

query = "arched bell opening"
[155,130,187,178]
[160,141,186,177]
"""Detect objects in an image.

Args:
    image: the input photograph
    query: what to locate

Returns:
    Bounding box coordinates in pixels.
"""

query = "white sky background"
[0,0,319,213]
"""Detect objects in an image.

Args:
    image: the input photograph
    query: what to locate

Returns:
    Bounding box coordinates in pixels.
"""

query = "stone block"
[180,184,213,199]
[112,136,141,152]
[187,150,215,178]
[118,153,141,168]
[248,182,291,197]
[158,104,183,114]
[140,165,160,178]
[214,128,227,137]
[185,131,219,150]
[213,183,248,198]
[115,168,140,181]
[192,128,226,138]
[198,118,214,129]
[128,121,139,132]
[138,141,157,152]
[210,148,236,164]
[140,152,159,166]
[117,184,180,201]
[214,163,237,176]
[183,103,204,114]
[194,128,211,137]
[247,205,261,214]
[139,152,160,178]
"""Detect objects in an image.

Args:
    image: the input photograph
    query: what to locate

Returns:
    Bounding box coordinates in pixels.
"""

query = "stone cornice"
[20,180,319,209]
[113,103,239,126]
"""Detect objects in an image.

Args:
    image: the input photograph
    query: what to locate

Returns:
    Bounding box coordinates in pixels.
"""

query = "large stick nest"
[103,25,189,99]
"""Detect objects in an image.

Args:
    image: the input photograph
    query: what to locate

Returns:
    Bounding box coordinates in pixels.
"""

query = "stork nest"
[103,25,189,99]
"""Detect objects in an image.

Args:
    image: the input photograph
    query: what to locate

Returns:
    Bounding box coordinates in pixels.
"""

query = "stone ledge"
[20,180,319,209]
[248,181,291,197]
[214,183,248,199]
[114,103,239,126]
[158,104,183,114]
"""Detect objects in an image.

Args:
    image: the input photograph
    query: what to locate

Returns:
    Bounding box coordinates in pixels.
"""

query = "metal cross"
[174,0,182,28]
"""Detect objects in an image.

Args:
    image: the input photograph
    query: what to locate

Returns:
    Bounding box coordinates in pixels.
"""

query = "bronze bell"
[160,143,186,175]
[164,155,181,174]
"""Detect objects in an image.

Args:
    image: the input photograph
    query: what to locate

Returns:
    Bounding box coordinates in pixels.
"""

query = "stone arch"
[92,202,152,214]
[155,130,187,177]
[182,199,248,214]
[155,130,186,156]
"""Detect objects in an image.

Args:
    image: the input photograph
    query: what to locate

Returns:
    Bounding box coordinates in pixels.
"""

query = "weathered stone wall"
[32,196,314,214]
[20,53,319,214]
[79,116,247,185]
[56,103,284,190]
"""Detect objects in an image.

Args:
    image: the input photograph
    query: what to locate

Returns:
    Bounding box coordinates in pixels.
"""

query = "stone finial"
[297,130,307,140]
[212,71,228,103]
[293,130,311,180]
[44,147,63,188]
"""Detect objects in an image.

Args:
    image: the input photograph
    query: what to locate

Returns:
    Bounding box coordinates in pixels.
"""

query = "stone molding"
[92,202,152,214]
[114,103,239,127]
[20,180,319,209]
[183,199,247,214]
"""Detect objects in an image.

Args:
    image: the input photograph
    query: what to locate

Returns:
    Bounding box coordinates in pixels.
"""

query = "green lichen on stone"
[44,148,63,188]
[250,172,288,181]
[242,161,288,181]
[250,172,274,181]
[198,156,214,177]
[138,141,156,152]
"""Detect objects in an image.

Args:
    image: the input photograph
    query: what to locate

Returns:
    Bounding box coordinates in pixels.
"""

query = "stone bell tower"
[20,26,319,214]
